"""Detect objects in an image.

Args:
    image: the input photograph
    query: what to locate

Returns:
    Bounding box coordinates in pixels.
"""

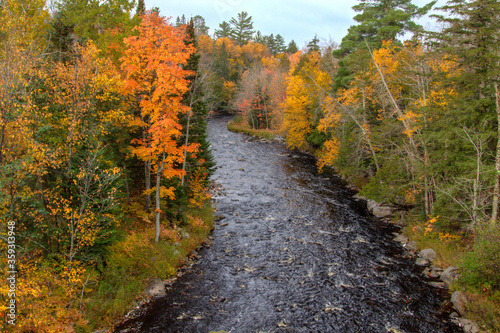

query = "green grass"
[404,215,466,268]
[227,114,280,141]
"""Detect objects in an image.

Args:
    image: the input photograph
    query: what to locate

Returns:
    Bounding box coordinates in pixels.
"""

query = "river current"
[115,116,460,333]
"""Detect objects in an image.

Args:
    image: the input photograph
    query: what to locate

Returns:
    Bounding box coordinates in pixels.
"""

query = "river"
[115,116,460,333]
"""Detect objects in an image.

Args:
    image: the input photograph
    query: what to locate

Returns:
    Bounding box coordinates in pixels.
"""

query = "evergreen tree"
[136,0,145,15]
[179,19,215,196]
[336,0,435,58]
[254,30,265,44]
[214,21,232,39]
[215,41,230,79]
[46,11,77,62]
[307,34,320,53]
[287,40,299,54]
[333,0,435,88]
[429,0,500,224]
[266,33,277,54]
[275,34,286,54]
[229,11,254,46]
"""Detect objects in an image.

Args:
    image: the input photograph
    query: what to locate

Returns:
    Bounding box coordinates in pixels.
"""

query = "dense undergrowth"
[84,200,214,331]
[0,199,214,332]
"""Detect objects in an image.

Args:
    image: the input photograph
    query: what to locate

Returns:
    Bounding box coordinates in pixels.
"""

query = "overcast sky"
[144,0,447,48]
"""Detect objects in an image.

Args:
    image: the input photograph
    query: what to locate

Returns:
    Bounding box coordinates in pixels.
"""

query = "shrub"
[461,226,500,291]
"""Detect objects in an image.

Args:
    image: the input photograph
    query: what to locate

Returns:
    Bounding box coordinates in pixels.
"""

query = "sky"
[145,0,447,48]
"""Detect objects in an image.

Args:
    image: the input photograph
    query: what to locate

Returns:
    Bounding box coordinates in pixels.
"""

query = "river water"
[115,116,460,333]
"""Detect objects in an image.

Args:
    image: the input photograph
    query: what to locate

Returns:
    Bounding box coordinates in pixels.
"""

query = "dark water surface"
[115,117,460,333]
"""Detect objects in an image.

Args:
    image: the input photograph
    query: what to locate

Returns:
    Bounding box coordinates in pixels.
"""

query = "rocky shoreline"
[353,194,481,333]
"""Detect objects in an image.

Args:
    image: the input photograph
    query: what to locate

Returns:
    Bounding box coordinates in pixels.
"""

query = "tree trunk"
[491,82,500,224]
[155,159,164,243]
[0,123,5,166]
[143,115,152,209]
[362,86,380,172]
[180,108,192,188]
[145,160,151,209]
[123,164,131,205]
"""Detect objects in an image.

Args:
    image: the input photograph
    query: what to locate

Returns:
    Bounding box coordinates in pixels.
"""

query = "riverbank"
[84,200,215,332]
[227,114,281,141]
[227,116,497,332]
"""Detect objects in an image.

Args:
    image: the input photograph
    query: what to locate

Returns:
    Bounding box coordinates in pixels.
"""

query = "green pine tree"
[275,34,286,54]
[286,40,299,54]
[229,11,254,46]
[214,21,232,39]
[266,33,277,54]
[307,34,320,53]
[136,0,145,15]
[254,31,265,44]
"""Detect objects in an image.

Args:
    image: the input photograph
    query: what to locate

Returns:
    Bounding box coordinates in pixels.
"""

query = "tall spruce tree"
[136,0,145,15]
[275,34,286,54]
[214,21,232,39]
[307,34,320,53]
[266,33,277,54]
[254,31,265,44]
[287,40,299,54]
[46,11,76,62]
[229,11,254,46]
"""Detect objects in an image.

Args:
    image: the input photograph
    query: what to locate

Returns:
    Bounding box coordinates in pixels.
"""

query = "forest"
[1,0,499,331]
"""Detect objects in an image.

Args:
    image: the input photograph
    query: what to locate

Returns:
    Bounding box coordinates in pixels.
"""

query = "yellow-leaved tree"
[282,51,330,150]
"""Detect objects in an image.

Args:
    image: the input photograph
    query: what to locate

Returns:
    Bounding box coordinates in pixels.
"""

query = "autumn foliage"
[0,4,212,332]
[121,11,198,243]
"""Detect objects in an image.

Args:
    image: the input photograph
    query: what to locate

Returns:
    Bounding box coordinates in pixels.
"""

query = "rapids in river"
[115,116,460,333]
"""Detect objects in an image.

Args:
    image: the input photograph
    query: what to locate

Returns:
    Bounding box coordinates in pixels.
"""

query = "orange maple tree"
[121,11,197,243]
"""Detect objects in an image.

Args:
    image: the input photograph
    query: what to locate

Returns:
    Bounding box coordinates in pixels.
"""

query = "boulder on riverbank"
[451,291,469,316]
[367,199,395,218]
[405,241,418,253]
[416,257,430,266]
[145,279,166,297]
[453,318,481,333]
[440,266,460,286]
[419,248,437,262]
